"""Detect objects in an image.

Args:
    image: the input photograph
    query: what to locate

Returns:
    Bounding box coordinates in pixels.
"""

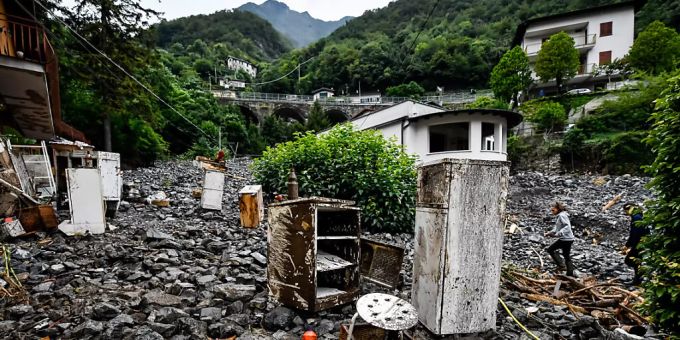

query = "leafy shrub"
[640,74,680,332]
[385,81,425,98]
[600,131,653,175]
[506,134,529,168]
[252,123,417,233]
[465,96,508,110]
[527,102,567,132]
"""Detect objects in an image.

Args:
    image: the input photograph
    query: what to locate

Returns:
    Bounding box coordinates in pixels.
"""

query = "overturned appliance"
[57,168,107,236]
[267,197,405,311]
[412,159,508,335]
[50,140,122,216]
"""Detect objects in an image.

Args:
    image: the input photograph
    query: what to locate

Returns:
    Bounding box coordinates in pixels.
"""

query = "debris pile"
[501,267,647,336]
[0,161,662,339]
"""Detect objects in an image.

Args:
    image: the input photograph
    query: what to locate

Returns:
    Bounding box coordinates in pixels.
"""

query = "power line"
[30,0,216,144]
[401,0,440,82]
[247,57,314,86]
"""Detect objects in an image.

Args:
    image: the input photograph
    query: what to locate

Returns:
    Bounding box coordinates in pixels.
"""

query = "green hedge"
[252,124,417,233]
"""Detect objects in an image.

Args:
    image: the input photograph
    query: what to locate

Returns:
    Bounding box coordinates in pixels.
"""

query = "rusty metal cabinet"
[412,159,509,335]
[267,197,361,311]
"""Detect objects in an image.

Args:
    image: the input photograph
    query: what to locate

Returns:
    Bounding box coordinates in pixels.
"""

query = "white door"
[97,152,121,201]
[201,170,225,210]
[64,168,106,235]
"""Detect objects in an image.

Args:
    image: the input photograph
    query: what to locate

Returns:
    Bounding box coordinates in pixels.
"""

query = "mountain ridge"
[238,0,353,48]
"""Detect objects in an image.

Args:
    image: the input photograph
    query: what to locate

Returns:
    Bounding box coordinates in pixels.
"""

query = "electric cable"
[31,0,216,143]
[246,56,314,86]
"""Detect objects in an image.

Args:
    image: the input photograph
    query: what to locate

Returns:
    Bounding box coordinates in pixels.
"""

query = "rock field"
[0,159,661,339]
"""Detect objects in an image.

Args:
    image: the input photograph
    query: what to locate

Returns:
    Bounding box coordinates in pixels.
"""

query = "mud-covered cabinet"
[267,197,361,311]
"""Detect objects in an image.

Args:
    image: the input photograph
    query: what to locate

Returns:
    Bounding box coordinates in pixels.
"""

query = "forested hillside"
[154,10,292,61]
[257,0,680,94]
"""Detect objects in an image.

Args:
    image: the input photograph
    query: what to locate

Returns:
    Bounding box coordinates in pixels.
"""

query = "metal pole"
[218,127,221,150]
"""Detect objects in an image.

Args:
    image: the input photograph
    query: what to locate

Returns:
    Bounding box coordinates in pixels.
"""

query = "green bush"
[465,96,508,110]
[385,81,425,98]
[640,73,680,333]
[252,123,417,232]
[600,131,653,175]
[527,102,567,132]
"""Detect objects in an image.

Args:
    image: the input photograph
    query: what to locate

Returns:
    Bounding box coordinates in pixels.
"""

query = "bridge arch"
[236,105,260,125]
[325,108,350,124]
[273,105,306,123]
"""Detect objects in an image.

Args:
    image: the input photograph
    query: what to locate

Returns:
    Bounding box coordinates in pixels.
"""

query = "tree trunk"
[556,76,563,94]
[103,113,112,151]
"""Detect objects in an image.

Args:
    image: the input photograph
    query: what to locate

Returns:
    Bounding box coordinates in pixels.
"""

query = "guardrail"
[213,89,493,105]
[524,34,596,55]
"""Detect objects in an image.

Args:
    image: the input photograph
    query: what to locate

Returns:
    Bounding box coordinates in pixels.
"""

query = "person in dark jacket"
[622,203,647,285]
[545,202,575,276]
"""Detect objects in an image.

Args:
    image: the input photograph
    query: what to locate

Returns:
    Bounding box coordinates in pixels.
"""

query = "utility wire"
[31,0,215,143]
[247,57,314,86]
[401,0,440,82]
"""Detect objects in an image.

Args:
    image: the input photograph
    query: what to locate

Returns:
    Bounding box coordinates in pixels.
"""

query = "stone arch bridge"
[213,90,492,125]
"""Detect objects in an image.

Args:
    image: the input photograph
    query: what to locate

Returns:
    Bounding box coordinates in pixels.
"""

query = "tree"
[305,101,330,133]
[385,81,425,98]
[63,0,159,151]
[640,73,680,333]
[490,46,532,106]
[527,101,567,132]
[628,21,680,75]
[535,32,580,94]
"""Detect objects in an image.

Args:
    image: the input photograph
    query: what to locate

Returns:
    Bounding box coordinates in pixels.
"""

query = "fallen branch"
[520,293,587,314]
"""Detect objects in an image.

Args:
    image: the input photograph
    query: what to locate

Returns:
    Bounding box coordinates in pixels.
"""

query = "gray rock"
[0,320,17,333]
[199,307,222,321]
[50,263,66,274]
[72,319,104,337]
[7,304,34,318]
[196,274,216,285]
[208,321,245,338]
[143,290,183,307]
[104,314,134,338]
[153,307,189,324]
[316,319,335,336]
[32,281,53,293]
[251,252,267,265]
[13,248,31,260]
[226,313,251,326]
[263,306,296,331]
[212,283,256,301]
[175,317,207,337]
[147,322,175,337]
[146,228,174,241]
[133,326,164,340]
[92,302,121,321]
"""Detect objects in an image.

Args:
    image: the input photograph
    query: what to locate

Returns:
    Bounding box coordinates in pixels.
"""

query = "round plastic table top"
[356,293,418,331]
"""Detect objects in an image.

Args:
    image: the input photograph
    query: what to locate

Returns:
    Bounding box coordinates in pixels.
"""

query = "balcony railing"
[524,34,597,56]
[0,12,55,64]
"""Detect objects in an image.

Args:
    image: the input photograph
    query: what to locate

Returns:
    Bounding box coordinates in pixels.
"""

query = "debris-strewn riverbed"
[0,160,661,339]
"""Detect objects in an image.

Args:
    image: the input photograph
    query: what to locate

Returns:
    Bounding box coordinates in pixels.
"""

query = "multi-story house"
[0,0,86,142]
[513,1,645,94]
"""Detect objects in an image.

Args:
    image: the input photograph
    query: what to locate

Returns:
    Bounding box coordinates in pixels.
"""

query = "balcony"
[0,12,87,142]
[524,34,596,60]
[0,13,53,64]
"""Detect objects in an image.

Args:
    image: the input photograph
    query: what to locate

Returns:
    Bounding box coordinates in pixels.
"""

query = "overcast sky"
[109,0,394,22]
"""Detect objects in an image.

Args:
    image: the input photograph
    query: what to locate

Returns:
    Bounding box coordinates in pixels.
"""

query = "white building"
[227,57,257,78]
[514,1,643,93]
[347,101,523,163]
[312,88,334,101]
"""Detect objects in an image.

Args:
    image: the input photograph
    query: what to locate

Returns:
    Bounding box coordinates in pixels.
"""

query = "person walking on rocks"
[621,203,647,285]
[545,202,575,276]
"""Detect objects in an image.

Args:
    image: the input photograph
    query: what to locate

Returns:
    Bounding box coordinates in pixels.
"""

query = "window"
[600,22,613,37]
[429,122,469,152]
[481,123,496,151]
[599,51,612,65]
